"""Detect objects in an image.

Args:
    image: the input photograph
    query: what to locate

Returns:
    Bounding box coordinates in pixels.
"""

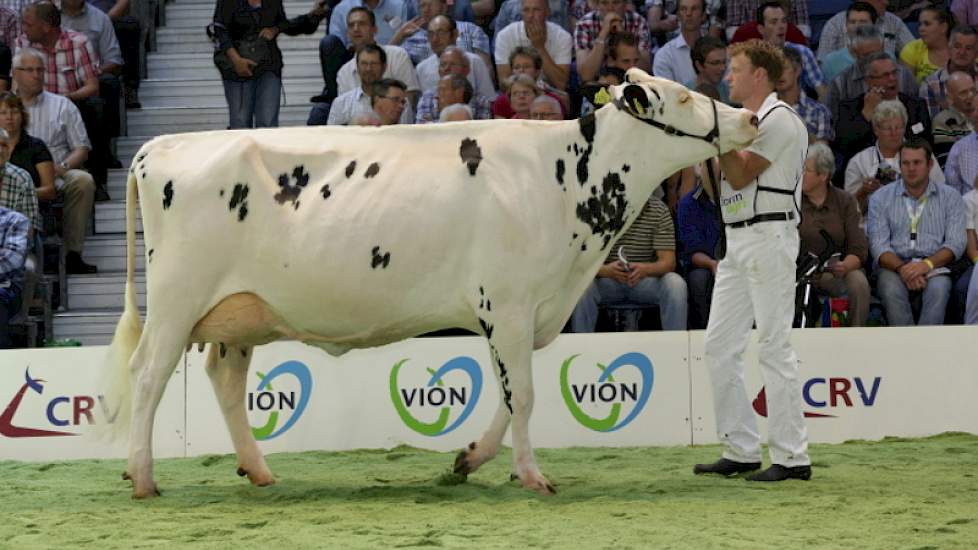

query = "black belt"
[726,211,794,229]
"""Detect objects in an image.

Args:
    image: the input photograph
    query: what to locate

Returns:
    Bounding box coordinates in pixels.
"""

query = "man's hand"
[828,261,848,278]
[232,55,257,77]
[861,86,884,120]
[899,260,930,286]
[600,11,623,39]
[597,260,630,284]
[391,16,425,44]
[526,19,548,48]
[259,27,279,40]
[311,0,329,17]
[625,262,653,287]
[859,177,882,197]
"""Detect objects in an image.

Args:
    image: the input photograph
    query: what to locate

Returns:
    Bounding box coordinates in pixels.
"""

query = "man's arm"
[718,149,770,189]
[0,212,29,280]
[107,0,129,20]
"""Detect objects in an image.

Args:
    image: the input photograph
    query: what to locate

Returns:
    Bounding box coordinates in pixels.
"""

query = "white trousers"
[703,221,810,467]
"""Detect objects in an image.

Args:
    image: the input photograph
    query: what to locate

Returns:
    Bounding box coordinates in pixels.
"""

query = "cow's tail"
[100,168,144,442]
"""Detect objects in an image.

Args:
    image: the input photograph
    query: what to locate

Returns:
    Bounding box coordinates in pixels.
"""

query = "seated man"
[570,196,687,332]
[754,1,825,100]
[392,0,491,66]
[724,0,811,41]
[494,0,570,36]
[438,103,473,122]
[13,48,97,274]
[651,0,704,85]
[677,167,721,330]
[820,2,878,83]
[834,53,932,166]
[320,0,405,103]
[826,35,918,117]
[415,73,490,123]
[868,138,966,326]
[945,95,978,195]
[817,0,914,62]
[686,35,730,104]
[328,45,414,125]
[933,72,977,166]
[919,25,978,118]
[491,46,568,118]
[88,0,143,108]
[777,45,832,143]
[0,204,29,349]
[415,18,494,97]
[528,94,562,119]
[574,0,651,82]
[800,143,871,326]
[370,78,408,125]
[494,0,572,90]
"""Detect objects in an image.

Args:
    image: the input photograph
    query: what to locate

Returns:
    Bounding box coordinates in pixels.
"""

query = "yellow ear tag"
[594,87,611,106]
[631,98,647,116]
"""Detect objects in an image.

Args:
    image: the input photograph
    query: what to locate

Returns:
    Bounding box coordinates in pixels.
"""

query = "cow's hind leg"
[204,343,275,486]
[454,398,511,477]
[125,321,187,499]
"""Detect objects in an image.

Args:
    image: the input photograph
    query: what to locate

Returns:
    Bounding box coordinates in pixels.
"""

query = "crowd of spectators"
[285,0,978,330]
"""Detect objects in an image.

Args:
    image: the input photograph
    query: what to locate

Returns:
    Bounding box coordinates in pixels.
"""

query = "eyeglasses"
[530,111,561,119]
[14,67,44,73]
[379,95,407,105]
[868,69,898,79]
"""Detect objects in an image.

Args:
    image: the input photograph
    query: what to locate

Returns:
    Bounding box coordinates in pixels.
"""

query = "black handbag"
[207,21,273,80]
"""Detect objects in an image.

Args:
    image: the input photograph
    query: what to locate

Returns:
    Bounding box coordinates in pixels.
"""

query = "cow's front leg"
[204,343,275,487]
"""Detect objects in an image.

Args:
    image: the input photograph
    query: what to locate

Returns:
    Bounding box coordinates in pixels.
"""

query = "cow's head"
[612,68,758,154]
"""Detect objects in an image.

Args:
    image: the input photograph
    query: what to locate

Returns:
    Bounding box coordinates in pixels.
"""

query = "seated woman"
[494,73,541,119]
[491,47,568,118]
[844,100,944,215]
[801,143,872,327]
[899,6,953,83]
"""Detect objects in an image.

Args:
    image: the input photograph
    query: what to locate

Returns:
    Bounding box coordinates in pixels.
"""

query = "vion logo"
[248,361,313,441]
[0,368,119,438]
[389,356,482,437]
[560,352,654,432]
[753,377,882,418]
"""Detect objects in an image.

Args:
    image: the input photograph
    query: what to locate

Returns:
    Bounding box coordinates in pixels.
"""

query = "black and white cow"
[105,69,758,498]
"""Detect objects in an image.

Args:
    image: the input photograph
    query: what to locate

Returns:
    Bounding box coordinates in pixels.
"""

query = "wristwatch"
[58,161,69,170]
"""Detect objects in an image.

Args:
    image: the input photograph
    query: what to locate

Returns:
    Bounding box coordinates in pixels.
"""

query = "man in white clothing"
[694,39,812,483]
[335,8,421,105]
[652,0,704,85]
[494,0,572,90]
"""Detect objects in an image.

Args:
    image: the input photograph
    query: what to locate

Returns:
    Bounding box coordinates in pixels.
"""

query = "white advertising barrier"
[689,326,978,445]
[0,347,186,460]
[183,332,692,457]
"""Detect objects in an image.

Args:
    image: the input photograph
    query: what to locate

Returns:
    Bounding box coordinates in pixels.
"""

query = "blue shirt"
[329,0,406,47]
[945,132,978,196]
[0,206,29,299]
[867,179,967,262]
[677,184,721,266]
[821,48,854,84]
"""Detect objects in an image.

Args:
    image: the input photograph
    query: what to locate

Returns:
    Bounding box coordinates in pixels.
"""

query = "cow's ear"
[621,84,652,118]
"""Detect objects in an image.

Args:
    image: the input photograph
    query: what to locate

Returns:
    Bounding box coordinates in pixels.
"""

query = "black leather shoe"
[310,93,331,103]
[95,186,111,202]
[746,464,812,482]
[693,458,761,476]
[66,251,97,275]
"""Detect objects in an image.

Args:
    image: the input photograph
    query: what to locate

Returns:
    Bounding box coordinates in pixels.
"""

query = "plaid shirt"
[16,30,100,96]
[790,91,833,142]
[724,0,808,29]
[946,132,978,196]
[399,21,491,66]
[0,206,29,293]
[920,65,978,119]
[785,42,825,91]
[574,10,651,52]
[414,89,491,122]
[0,162,39,234]
[0,6,16,48]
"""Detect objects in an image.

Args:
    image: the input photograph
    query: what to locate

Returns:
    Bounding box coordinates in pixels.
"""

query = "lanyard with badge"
[906,194,928,250]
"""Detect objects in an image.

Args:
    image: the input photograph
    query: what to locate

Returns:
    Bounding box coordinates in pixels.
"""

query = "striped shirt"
[945,132,978,196]
[867,179,967,262]
[603,197,675,264]
[723,0,808,29]
[0,6,16,49]
[23,91,92,168]
[0,162,40,234]
[414,89,490,122]
[399,22,491,66]
[61,3,124,67]
[0,206,29,292]
[15,29,100,95]
[574,10,651,53]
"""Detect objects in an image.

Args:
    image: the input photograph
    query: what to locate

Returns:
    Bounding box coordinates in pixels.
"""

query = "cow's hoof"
[453,448,473,476]
[122,471,131,481]
[238,466,275,487]
[454,441,490,476]
[519,473,557,496]
[132,483,161,499]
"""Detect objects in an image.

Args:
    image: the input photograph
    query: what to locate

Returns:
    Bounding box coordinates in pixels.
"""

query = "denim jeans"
[687,267,714,329]
[570,273,688,332]
[962,264,978,324]
[318,34,352,102]
[877,267,951,326]
[222,71,282,129]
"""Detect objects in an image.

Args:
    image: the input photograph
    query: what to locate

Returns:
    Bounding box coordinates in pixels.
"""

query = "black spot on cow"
[371,245,391,269]
[579,113,596,144]
[229,183,249,222]
[135,152,147,163]
[566,144,572,152]
[320,184,331,200]
[365,162,380,178]
[489,343,512,414]
[572,232,578,239]
[141,172,147,180]
[219,189,225,197]
[622,164,631,173]
[147,249,154,263]
[573,143,580,156]
[219,343,227,358]
[162,181,174,210]
[274,165,310,208]
[345,160,357,178]
[555,159,565,186]
[581,242,587,251]
[576,143,593,186]
[478,317,494,339]
[459,138,482,176]
[486,300,491,312]
[575,172,629,250]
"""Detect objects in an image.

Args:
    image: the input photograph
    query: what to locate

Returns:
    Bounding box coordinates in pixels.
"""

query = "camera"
[875,164,898,185]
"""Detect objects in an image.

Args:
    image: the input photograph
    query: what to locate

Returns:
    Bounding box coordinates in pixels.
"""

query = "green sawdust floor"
[1,433,977,549]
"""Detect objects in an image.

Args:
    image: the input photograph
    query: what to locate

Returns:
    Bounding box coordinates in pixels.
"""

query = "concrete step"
[155,32,324,54]
[95,200,142,234]
[146,51,319,80]
[85,234,146,273]
[116,137,152,167]
[138,77,323,108]
[107,169,128,198]
[126,104,311,136]
[164,2,312,19]
[67,273,146,310]
[52,308,136,346]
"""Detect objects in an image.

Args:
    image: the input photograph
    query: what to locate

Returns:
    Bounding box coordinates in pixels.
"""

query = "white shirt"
[416,51,496,99]
[336,45,421,95]
[493,21,573,66]
[652,32,696,85]
[746,93,808,220]
[964,189,978,231]
[326,87,415,125]
[844,144,946,196]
